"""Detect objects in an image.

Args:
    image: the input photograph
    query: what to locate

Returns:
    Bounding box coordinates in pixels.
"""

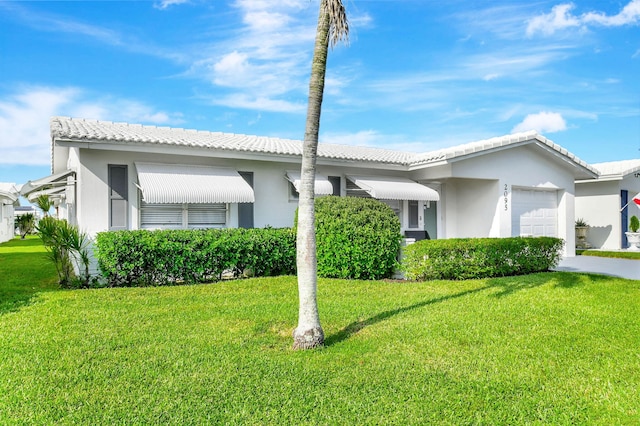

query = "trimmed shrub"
[309,196,402,280]
[402,237,565,281]
[95,227,296,287]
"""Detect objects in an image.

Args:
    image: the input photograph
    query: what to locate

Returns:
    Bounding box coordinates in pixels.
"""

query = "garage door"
[512,189,557,237]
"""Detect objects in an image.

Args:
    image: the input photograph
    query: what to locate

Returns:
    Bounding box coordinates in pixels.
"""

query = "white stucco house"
[22,117,600,257]
[576,159,640,250]
[0,183,19,243]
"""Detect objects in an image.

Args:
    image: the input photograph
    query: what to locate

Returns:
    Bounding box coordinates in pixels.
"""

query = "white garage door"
[512,189,558,237]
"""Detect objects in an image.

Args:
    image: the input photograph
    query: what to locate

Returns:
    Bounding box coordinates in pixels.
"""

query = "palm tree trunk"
[292,1,331,350]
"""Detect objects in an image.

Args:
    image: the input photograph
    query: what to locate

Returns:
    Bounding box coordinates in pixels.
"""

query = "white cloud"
[2,2,185,62]
[512,111,567,133]
[526,4,582,36]
[582,0,640,26]
[527,1,640,36]
[211,94,305,113]
[154,0,190,10]
[0,86,182,166]
[194,0,320,112]
[320,130,438,153]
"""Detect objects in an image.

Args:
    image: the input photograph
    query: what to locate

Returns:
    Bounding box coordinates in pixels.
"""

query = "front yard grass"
[0,236,58,314]
[1,238,639,424]
[577,249,640,260]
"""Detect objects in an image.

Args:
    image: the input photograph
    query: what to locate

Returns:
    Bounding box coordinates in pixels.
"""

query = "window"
[408,200,419,228]
[140,202,226,229]
[328,176,341,196]
[289,181,299,201]
[109,165,128,230]
[238,172,254,228]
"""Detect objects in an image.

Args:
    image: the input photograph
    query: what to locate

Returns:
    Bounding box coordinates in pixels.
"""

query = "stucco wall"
[440,179,498,238]
[575,180,621,250]
[413,145,577,255]
[74,149,427,236]
[576,174,640,250]
[0,203,15,243]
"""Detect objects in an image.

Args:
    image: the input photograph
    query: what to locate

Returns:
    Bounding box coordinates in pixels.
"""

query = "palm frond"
[324,0,349,48]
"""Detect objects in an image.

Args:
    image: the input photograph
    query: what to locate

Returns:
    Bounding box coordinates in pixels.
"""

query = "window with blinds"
[140,202,226,229]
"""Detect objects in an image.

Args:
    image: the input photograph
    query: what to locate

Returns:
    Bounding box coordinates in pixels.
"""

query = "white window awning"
[20,169,75,196]
[135,163,255,204]
[346,175,440,201]
[285,171,334,196]
[26,186,66,202]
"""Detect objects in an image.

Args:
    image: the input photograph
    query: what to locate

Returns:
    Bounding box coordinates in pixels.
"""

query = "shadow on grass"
[325,285,492,346]
[0,238,58,316]
[325,272,585,347]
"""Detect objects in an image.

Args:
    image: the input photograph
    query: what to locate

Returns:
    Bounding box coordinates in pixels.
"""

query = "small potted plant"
[575,218,590,249]
[626,215,640,251]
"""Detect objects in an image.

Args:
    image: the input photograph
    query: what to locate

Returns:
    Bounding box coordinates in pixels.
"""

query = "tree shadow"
[325,285,491,346]
[325,273,571,347]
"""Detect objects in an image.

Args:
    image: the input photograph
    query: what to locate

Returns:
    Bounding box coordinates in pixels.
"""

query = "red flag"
[633,192,640,209]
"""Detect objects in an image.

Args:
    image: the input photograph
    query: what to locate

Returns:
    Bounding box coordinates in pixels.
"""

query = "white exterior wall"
[413,145,577,255]
[74,149,425,236]
[576,174,640,250]
[440,179,498,238]
[575,181,621,250]
[76,149,303,236]
[0,203,15,243]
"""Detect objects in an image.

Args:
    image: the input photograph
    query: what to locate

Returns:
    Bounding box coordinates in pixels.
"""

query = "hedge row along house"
[22,116,636,259]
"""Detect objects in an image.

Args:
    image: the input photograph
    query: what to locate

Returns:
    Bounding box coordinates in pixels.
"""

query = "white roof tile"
[590,159,640,177]
[50,117,597,175]
[51,117,412,165]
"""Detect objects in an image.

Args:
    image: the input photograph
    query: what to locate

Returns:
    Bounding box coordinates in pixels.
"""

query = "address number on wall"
[504,184,509,211]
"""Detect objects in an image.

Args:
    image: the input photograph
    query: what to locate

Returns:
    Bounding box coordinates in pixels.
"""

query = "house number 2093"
[504,184,509,211]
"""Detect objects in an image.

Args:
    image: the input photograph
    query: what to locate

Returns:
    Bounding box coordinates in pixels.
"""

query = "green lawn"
[1,238,639,424]
[0,236,58,314]
[577,249,640,260]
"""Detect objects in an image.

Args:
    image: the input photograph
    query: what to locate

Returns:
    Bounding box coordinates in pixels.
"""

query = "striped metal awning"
[285,171,334,196]
[20,169,75,197]
[346,175,440,201]
[135,163,255,204]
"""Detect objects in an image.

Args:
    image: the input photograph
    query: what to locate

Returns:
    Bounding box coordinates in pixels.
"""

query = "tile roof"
[50,117,596,174]
[590,159,640,177]
[51,117,413,166]
[410,131,596,175]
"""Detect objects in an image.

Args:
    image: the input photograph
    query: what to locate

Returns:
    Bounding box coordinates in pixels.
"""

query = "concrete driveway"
[554,255,640,280]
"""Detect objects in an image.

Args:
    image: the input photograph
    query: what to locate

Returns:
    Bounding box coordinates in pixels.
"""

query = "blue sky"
[1,0,639,187]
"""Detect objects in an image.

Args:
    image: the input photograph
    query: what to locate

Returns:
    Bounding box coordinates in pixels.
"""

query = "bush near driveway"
[402,236,564,280]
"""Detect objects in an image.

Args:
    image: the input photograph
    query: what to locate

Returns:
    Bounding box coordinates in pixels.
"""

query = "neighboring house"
[22,117,598,257]
[0,183,19,243]
[576,159,640,250]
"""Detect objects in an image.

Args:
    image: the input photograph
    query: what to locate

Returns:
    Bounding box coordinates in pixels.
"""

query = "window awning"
[285,171,334,196]
[135,163,255,204]
[346,175,440,201]
[20,169,75,197]
[26,186,66,202]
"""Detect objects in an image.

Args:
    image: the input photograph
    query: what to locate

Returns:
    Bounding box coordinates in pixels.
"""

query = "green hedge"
[402,237,564,281]
[95,227,296,287]
[311,196,402,280]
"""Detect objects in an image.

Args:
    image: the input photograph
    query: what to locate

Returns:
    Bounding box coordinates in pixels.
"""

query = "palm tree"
[293,0,349,350]
[34,194,53,217]
[16,213,35,239]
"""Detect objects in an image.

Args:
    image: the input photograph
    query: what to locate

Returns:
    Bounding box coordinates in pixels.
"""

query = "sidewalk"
[554,255,640,280]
